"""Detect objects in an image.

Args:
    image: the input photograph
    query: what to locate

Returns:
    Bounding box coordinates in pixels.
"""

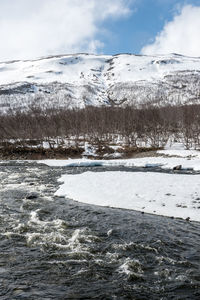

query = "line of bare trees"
[0,104,200,149]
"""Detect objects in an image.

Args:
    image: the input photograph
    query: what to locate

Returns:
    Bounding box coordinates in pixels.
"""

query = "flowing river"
[0,161,200,299]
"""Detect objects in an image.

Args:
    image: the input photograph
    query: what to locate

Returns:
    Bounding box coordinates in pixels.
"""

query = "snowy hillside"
[0,53,200,111]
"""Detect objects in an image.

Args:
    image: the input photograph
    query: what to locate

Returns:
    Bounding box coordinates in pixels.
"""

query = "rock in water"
[26,192,39,200]
[173,165,182,171]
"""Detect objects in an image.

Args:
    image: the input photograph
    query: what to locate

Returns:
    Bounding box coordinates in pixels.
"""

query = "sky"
[0,0,200,61]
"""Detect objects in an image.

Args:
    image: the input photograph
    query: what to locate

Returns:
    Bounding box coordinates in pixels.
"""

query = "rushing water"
[0,161,200,300]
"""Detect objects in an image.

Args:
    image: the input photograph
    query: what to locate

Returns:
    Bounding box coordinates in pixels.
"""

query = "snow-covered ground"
[157,141,200,157]
[55,171,200,222]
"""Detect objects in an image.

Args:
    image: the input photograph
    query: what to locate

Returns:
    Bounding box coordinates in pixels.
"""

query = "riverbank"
[0,144,160,160]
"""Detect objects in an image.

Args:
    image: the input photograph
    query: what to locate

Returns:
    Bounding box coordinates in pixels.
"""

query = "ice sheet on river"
[55,171,200,222]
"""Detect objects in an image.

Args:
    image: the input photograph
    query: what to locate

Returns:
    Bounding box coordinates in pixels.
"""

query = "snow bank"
[55,171,200,222]
[157,149,200,158]
[38,156,200,171]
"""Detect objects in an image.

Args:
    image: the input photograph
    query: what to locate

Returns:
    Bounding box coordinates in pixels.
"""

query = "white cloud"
[0,0,132,61]
[141,5,200,57]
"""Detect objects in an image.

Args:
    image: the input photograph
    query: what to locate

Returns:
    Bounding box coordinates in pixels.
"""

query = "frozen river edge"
[37,153,200,222]
[54,171,200,223]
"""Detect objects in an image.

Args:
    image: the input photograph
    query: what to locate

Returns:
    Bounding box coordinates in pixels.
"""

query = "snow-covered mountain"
[0,53,200,112]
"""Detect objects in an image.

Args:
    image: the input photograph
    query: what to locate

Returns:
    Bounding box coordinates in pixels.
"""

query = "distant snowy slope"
[0,53,200,111]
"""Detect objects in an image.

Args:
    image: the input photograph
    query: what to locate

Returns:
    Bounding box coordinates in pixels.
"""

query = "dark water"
[0,161,200,300]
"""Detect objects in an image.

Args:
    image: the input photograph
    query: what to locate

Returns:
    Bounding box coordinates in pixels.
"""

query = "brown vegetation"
[0,104,200,159]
